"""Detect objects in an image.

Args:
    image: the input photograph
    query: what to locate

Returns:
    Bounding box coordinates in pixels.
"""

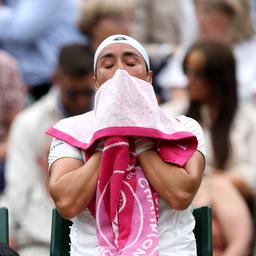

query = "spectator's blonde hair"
[78,0,134,37]
[195,0,254,43]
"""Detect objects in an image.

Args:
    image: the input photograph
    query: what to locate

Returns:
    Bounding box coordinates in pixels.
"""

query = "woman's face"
[196,1,232,43]
[184,50,213,103]
[94,43,152,88]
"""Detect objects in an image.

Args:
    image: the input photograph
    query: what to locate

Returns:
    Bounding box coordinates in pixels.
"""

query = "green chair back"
[0,207,9,244]
[50,209,72,256]
[193,206,213,256]
[50,206,212,256]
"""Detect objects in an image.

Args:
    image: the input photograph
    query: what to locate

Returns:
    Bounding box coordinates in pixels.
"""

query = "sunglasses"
[66,88,94,99]
[184,68,206,81]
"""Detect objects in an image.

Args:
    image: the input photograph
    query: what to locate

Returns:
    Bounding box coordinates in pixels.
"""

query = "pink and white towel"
[47,69,198,256]
[92,136,159,255]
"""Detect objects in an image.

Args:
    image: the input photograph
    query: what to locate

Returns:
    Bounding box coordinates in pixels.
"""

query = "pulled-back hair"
[57,43,94,78]
[183,39,238,169]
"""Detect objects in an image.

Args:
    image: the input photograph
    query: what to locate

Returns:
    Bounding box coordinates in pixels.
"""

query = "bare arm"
[195,175,253,256]
[48,152,101,219]
[223,172,253,202]
[214,177,253,256]
[138,150,205,210]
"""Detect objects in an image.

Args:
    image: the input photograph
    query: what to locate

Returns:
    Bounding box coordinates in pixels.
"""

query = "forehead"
[187,50,206,67]
[98,43,143,60]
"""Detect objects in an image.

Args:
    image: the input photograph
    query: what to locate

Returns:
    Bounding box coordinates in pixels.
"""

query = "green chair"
[0,207,9,244]
[50,209,72,256]
[193,206,213,256]
[50,206,212,256]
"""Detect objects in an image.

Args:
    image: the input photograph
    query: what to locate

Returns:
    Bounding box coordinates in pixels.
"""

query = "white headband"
[93,34,150,73]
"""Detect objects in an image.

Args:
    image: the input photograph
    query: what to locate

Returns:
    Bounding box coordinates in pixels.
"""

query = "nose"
[186,70,199,87]
[187,73,197,82]
[116,59,125,70]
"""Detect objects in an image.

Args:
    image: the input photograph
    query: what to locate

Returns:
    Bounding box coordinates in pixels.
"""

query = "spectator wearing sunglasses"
[161,39,255,256]
[158,0,256,105]
[1,43,94,256]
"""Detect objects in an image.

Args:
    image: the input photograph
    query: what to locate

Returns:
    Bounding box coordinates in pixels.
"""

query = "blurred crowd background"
[0,0,256,255]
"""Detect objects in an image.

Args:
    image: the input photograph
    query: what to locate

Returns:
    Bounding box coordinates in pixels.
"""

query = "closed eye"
[126,60,137,66]
[104,64,114,69]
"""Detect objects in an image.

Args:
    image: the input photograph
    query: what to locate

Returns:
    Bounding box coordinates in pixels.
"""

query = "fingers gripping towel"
[47,69,199,255]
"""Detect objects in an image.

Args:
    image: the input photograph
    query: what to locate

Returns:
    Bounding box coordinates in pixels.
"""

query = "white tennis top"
[48,115,205,256]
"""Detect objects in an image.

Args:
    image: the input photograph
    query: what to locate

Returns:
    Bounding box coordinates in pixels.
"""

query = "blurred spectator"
[131,0,198,103]
[0,50,26,196]
[78,0,133,52]
[131,0,197,63]
[1,44,94,256]
[0,0,85,101]
[158,0,256,105]
[161,39,255,256]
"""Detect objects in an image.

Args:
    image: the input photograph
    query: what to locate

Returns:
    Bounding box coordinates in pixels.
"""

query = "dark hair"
[183,39,238,169]
[0,242,19,256]
[57,43,94,78]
